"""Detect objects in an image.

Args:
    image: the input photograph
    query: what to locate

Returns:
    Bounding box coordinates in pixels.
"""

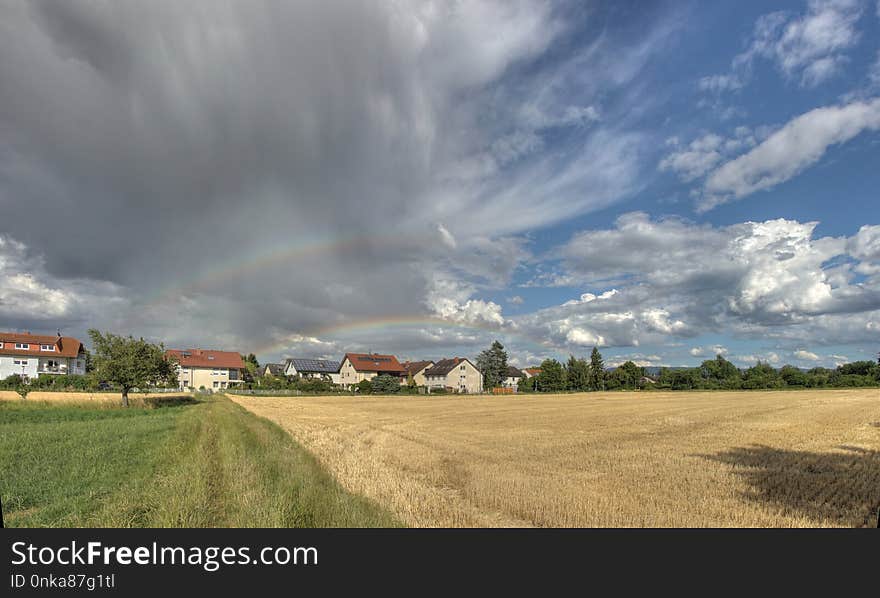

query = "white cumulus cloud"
[699,97,880,211]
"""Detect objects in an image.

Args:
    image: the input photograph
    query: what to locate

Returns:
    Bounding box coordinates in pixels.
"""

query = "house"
[266,362,289,377]
[401,360,434,386]
[0,332,87,381]
[502,366,524,389]
[285,358,342,385]
[263,363,287,377]
[424,358,483,394]
[166,349,245,391]
[523,367,542,378]
[338,353,405,389]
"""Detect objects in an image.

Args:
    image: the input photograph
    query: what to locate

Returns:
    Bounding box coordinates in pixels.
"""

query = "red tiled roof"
[166,349,244,369]
[524,367,542,376]
[401,360,434,375]
[344,353,405,373]
[0,332,84,359]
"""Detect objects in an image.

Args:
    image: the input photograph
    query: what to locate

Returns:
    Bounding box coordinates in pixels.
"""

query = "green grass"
[0,396,400,528]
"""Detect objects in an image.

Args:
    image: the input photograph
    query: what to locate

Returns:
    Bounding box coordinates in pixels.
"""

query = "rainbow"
[142,232,428,308]
[139,232,545,357]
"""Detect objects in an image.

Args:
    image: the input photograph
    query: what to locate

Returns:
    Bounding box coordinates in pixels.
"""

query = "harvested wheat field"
[230,389,880,528]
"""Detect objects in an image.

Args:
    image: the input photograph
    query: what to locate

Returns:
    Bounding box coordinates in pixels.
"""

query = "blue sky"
[1,0,879,369]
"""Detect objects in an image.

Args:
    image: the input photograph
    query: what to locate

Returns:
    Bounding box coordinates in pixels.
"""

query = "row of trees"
[518,349,646,392]
[654,355,880,390]
[512,351,880,393]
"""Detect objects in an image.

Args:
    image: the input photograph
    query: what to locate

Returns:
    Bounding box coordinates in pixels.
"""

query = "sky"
[1,0,879,369]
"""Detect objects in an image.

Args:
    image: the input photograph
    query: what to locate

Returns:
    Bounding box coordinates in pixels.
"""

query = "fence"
[492,387,515,395]
[226,389,355,397]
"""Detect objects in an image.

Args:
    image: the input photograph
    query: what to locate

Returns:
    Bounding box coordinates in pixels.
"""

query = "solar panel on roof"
[290,358,340,373]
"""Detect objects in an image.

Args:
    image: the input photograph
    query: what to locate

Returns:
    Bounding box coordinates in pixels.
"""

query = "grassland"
[0,396,399,527]
[231,389,880,527]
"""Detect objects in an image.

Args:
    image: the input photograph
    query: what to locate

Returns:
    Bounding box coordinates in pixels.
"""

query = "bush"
[0,374,25,390]
[355,379,373,394]
[370,375,401,394]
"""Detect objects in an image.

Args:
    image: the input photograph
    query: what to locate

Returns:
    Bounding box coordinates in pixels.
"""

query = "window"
[460,365,466,371]
[40,345,55,351]
[15,343,29,350]
[213,381,219,388]
[0,343,3,349]
[13,359,25,365]
[212,368,219,375]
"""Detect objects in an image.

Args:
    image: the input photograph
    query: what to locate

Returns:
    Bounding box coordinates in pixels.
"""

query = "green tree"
[476,340,508,391]
[88,329,178,407]
[613,361,645,390]
[742,361,782,389]
[779,365,807,386]
[565,355,590,391]
[535,359,567,392]
[837,361,878,377]
[82,347,94,373]
[700,355,740,381]
[245,353,260,370]
[588,347,605,391]
[371,374,401,394]
[669,368,702,390]
[355,379,373,394]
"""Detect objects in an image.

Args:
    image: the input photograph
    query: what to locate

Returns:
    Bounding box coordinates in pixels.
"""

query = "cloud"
[436,223,457,250]
[698,74,744,94]
[794,349,820,360]
[606,354,664,368]
[732,352,781,365]
[702,0,864,93]
[659,128,758,183]
[690,345,729,357]
[698,97,880,210]
[848,224,880,276]
[507,295,525,305]
[0,234,128,331]
[757,0,863,87]
[0,1,680,359]
[425,276,506,327]
[536,213,880,350]
[563,289,619,306]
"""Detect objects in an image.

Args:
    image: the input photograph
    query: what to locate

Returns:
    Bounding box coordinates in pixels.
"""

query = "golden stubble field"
[230,389,880,527]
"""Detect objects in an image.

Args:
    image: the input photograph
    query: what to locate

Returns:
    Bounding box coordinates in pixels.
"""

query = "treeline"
[252,372,422,395]
[519,351,880,392]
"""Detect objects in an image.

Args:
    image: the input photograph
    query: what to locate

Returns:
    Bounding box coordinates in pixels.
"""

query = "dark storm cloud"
[0,0,670,358]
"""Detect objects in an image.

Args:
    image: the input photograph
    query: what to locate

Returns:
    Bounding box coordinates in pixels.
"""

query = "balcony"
[38,365,68,374]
